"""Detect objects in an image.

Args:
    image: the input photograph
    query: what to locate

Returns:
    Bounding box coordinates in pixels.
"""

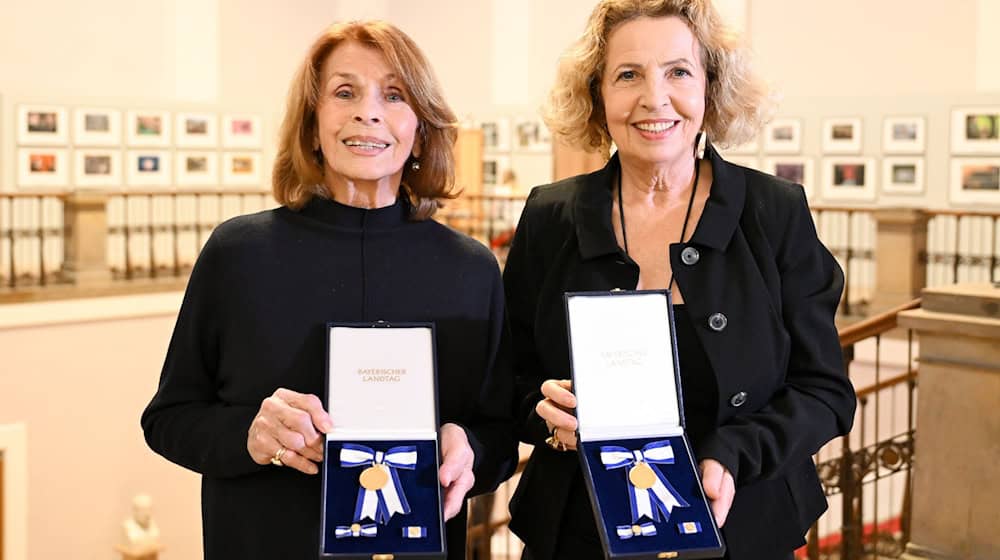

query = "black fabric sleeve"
[141,231,264,479]
[456,263,519,496]
[699,186,856,484]
[502,188,556,447]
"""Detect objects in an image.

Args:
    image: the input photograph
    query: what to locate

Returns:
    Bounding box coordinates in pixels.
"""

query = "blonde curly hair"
[544,0,770,153]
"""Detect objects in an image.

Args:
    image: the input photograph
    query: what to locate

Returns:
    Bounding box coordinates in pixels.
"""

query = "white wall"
[0,297,201,560]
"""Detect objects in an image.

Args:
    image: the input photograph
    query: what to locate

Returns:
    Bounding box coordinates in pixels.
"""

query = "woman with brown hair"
[504,1,855,558]
[142,21,517,559]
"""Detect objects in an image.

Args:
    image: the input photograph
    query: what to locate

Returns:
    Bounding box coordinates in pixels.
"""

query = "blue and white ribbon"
[335,523,377,538]
[600,440,690,523]
[402,526,427,539]
[616,522,657,539]
[340,443,417,524]
[677,521,702,534]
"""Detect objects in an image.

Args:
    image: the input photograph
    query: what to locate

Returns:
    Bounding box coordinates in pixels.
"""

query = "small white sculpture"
[119,494,163,558]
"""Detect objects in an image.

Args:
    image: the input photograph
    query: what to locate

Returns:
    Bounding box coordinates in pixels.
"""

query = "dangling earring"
[695,131,708,160]
[410,159,421,171]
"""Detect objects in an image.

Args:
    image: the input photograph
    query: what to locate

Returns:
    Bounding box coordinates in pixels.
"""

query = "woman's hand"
[247,388,333,475]
[536,379,578,451]
[699,458,735,528]
[439,423,476,520]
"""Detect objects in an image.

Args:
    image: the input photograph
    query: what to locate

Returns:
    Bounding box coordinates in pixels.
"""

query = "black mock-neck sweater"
[142,195,517,559]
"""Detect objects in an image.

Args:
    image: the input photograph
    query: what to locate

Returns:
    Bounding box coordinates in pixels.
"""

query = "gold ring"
[271,447,287,466]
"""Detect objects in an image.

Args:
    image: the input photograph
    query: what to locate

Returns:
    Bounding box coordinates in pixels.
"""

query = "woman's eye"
[386,92,404,102]
[618,70,637,81]
[671,68,692,78]
[334,89,353,99]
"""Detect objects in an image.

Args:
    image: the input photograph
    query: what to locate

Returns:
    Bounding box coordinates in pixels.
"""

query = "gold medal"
[628,461,656,490]
[359,465,390,490]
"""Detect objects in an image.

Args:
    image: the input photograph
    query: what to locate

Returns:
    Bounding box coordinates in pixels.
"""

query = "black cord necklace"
[617,154,701,292]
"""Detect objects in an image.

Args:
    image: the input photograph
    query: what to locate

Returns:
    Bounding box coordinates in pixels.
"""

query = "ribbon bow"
[616,522,658,539]
[335,523,377,538]
[340,443,417,524]
[600,440,689,523]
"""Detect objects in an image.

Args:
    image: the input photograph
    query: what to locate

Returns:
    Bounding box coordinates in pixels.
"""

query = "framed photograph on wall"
[822,117,862,153]
[17,105,69,145]
[176,112,218,148]
[949,158,1000,205]
[74,149,122,188]
[950,107,1000,155]
[175,151,219,186]
[514,118,551,152]
[821,157,876,201]
[222,152,262,186]
[481,118,511,153]
[126,150,172,186]
[882,116,925,154]
[764,156,815,199]
[73,108,122,146]
[126,110,171,147]
[763,118,801,154]
[222,114,262,148]
[17,148,69,187]
[881,157,924,195]
[482,154,512,187]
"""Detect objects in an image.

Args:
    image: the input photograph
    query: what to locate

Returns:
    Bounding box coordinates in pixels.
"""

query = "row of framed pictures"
[16,148,263,188]
[16,105,263,149]
[480,117,552,153]
[727,155,1000,205]
[727,107,1000,156]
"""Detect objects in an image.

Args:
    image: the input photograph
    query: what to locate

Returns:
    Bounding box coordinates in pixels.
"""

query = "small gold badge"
[359,464,390,490]
[350,523,361,534]
[408,527,422,538]
[631,525,642,536]
[628,461,656,490]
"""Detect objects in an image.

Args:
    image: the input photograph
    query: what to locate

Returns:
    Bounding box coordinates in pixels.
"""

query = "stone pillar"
[869,208,930,314]
[552,140,606,182]
[897,284,1000,560]
[61,191,112,284]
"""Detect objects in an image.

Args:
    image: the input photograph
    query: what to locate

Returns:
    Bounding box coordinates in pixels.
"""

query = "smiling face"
[314,41,420,191]
[601,16,707,170]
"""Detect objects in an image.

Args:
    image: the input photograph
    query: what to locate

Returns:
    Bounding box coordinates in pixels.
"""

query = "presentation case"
[320,322,446,559]
[565,291,726,559]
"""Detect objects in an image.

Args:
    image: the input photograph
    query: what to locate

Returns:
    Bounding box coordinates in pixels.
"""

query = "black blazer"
[502,146,856,559]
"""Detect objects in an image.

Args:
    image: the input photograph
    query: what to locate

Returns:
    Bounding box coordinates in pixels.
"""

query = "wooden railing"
[0,189,271,295]
[4,188,999,309]
[804,298,921,560]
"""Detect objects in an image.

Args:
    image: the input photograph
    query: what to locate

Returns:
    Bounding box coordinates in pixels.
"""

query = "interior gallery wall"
[1,1,999,559]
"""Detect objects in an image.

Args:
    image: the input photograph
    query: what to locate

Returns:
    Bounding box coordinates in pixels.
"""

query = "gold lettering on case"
[600,349,648,368]
[356,368,407,383]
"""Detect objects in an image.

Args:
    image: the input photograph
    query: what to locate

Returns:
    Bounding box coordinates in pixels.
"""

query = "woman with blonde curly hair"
[142,20,517,559]
[503,1,855,558]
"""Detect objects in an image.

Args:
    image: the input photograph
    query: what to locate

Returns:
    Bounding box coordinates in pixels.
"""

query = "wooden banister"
[839,298,921,347]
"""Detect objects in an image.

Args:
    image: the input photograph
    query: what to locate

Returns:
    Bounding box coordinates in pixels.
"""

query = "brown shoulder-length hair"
[544,0,772,154]
[273,21,458,220]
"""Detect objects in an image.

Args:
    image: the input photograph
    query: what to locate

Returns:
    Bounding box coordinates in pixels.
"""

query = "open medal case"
[321,322,446,559]
[565,291,725,559]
